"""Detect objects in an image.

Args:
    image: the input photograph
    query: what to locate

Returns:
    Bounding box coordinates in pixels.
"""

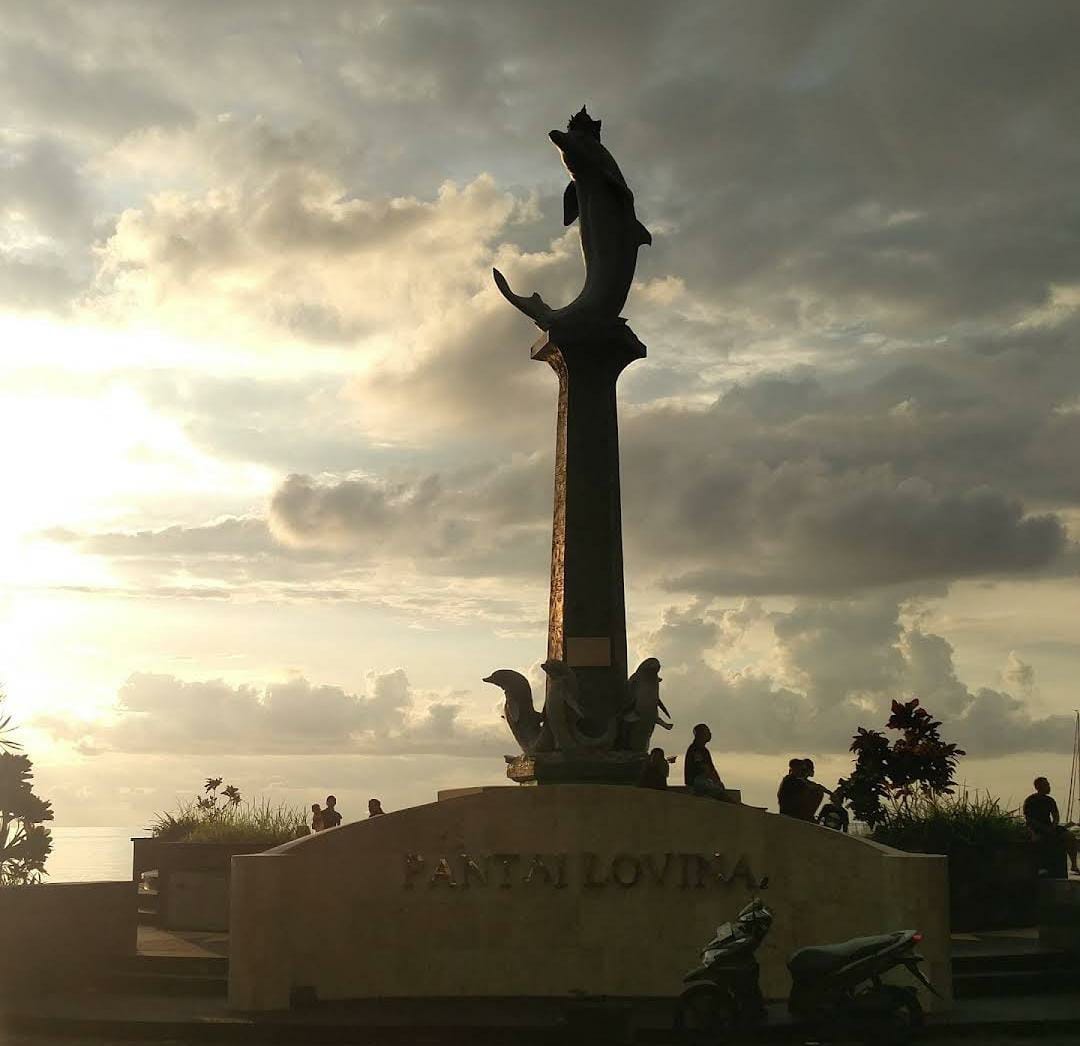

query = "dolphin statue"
[483,669,545,753]
[493,106,651,332]
[620,657,672,752]
[540,659,618,752]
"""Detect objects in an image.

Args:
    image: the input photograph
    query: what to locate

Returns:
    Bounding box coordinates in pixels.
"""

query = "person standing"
[310,803,324,833]
[684,724,734,801]
[322,794,342,829]
[1024,777,1079,874]
[367,798,385,817]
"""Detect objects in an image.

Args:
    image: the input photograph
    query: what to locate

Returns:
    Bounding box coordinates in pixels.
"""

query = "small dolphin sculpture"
[621,657,672,752]
[540,659,618,752]
[493,106,651,332]
[483,669,545,754]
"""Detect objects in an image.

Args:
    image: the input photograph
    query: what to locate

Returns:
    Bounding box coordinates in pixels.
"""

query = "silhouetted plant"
[0,706,54,885]
[192,777,242,818]
[150,777,305,844]
[837,698,966,829]
[872,790,1026,853]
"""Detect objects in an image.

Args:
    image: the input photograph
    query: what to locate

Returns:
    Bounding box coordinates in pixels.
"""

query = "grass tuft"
[149,797,308,845]
[871,789,1028,854]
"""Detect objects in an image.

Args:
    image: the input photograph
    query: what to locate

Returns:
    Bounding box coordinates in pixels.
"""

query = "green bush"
[871,790,1028,854]
[150,779,308,845]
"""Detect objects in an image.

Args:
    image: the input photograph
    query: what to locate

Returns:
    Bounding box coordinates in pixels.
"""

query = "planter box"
[0,881,136,995]
[947,842,1038,931]
[132,838,278,931]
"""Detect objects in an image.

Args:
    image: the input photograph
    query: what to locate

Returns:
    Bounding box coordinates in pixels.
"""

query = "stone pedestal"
[506,750,647,785]
[533,321,646,734]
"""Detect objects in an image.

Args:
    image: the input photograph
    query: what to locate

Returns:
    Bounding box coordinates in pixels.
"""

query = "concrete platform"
[5,924,1071,1043]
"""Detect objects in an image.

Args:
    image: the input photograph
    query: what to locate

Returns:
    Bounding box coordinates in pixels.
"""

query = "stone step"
[952,967,1080,998]
[95,970,227,997]
[951,948,1079,974]
[126,953,228,977]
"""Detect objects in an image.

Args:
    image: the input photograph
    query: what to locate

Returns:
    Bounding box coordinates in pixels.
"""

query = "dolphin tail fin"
[492,268,553,328]
[635,220,652,246]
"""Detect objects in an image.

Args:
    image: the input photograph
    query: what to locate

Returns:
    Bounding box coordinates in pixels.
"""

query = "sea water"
[44,826,145,882]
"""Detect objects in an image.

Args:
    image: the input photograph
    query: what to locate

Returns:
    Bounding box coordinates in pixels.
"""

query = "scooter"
[676,887,936,1044]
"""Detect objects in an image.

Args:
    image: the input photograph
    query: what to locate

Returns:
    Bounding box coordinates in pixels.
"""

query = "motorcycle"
[676,886,936,1044]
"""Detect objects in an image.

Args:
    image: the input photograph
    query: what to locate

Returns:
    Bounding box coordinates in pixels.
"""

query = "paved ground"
[7,1035,1080,1045]
[4,926,1074,1045]
[138,924,228,958]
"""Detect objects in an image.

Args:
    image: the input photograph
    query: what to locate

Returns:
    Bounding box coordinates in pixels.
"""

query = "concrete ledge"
[0,880,136,995]
[133,839,277,932]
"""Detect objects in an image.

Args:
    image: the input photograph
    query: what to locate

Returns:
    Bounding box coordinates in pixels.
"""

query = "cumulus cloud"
[91,161,528,346]
[37,668,504,757]
[637,593,1075,758]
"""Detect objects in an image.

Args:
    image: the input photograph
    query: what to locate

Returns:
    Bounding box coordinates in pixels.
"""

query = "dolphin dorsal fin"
[563,182,579,226]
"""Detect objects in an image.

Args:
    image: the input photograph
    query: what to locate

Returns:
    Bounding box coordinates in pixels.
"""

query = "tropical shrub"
[838,698,966,829]
[150,777,308,845]
[0,695,54,885]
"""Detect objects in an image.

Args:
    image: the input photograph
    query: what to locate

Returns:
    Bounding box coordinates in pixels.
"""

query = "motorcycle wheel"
[675,983,738,1045]
[865,987,924,1045]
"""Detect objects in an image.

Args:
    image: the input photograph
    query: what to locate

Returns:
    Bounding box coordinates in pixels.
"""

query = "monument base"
[505,750,647,785]
[229,786,951,1012]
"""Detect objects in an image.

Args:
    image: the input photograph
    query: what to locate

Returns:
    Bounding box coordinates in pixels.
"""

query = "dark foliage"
[1,750,54,885]
[837,698,966,829]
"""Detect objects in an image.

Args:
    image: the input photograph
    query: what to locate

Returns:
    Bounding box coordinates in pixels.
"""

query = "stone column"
[532,321,646,736]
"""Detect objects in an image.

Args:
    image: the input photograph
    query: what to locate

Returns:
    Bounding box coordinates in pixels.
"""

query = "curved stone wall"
[228,785,950,1011]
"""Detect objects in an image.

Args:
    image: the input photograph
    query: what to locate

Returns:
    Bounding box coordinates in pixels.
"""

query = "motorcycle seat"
[788,932,904,979]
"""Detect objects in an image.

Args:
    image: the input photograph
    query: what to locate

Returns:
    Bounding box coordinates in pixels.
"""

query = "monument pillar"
[533,322,646,731]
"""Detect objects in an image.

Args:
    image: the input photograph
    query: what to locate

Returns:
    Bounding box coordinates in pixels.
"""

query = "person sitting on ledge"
[368,798,385,817]
[322,794,342,829]
[310,802,324,833]
[1024,777,1079,875]
[638,747,675,790]
[684,724,735,802]
[798,759,832,821]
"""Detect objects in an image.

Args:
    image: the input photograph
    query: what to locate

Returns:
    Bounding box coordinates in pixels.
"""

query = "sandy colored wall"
[229,786,950,1011]
[0,881,136,995]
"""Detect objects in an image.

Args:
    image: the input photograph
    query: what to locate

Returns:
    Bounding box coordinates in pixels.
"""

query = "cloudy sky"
[3,1,1080,827]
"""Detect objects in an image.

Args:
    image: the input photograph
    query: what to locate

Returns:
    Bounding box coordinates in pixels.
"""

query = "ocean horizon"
[45,826,145,883]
